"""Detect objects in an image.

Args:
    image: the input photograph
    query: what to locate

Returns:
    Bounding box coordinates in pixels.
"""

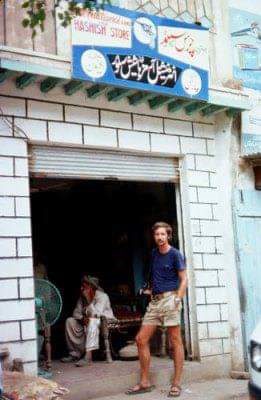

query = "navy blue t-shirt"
[151,246,186,295]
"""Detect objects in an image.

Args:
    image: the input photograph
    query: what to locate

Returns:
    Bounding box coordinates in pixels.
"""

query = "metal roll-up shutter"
[29,145,179,182]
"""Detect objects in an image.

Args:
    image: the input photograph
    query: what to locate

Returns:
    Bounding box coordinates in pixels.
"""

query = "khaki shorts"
[142,292,182,327]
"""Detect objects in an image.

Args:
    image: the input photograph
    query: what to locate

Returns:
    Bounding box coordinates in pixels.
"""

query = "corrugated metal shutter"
[29,145,179,182]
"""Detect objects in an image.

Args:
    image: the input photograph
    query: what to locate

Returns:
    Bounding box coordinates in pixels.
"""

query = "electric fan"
[35,279,63,376]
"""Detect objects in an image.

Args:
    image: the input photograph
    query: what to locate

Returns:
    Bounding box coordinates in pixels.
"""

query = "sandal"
[125,384,156,395]
[168,385,182,397]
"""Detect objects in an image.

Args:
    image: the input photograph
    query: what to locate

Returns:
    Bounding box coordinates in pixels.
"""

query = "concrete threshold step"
[53,355,233,400]
[96,379,248,400]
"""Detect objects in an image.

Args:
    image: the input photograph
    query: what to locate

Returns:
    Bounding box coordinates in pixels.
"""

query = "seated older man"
[61,275,115,367]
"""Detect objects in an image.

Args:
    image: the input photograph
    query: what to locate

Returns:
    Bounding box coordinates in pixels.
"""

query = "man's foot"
[125,384,155,395]
[60,355,79,363]
[168,385,182,397]
[75,358,89,367]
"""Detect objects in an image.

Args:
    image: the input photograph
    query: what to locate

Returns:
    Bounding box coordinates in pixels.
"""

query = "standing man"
[126,222,187,397]
[61,275,115,367]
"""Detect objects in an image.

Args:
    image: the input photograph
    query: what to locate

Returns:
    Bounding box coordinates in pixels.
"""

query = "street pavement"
[94,379,248,400]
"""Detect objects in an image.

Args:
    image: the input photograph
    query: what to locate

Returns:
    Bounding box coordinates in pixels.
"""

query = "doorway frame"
[29,144,199,361]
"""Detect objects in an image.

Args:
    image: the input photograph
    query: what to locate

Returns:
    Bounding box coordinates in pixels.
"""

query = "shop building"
[0,0,253,376]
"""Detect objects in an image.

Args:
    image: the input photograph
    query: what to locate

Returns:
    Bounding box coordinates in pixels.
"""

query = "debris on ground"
[3,371,69,400]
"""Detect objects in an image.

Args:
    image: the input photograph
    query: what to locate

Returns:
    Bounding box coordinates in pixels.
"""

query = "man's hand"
[82,316,89,326]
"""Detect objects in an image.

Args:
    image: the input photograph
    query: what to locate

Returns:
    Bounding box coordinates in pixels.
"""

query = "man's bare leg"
[168,325,184,388]
[130,324,157,391]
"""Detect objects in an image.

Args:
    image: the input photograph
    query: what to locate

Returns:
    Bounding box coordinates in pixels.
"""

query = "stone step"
[53,355,231,400]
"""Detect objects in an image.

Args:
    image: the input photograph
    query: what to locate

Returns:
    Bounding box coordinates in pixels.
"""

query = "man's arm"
[177,269,188,299]
[86,292,108,317]
[72,298,84,320]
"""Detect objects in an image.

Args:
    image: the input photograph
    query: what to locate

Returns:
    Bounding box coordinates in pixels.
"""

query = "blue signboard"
[230,8,261,91]
[72,6,209,101]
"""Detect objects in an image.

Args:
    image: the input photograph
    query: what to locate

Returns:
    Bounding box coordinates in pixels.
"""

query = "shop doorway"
[30,177,189,361]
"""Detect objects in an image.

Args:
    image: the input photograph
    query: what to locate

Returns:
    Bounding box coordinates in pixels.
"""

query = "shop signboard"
[72,5,209,101]
[229,7,261,90]
[242,103,261,155]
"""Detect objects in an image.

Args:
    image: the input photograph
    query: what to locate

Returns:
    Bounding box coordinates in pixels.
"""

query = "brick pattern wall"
[0,91,229,373]
[0,117,37,374]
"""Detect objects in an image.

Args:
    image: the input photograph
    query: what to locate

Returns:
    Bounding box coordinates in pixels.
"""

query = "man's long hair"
[152,221,173,242]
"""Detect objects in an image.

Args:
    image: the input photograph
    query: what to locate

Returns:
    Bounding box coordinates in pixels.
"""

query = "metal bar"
[185,101,208,115]
[201,104,225,116]
[40,77,62,93]
[86,84,107,99]
[107,87,131,102]
[16,73,36,89]
[226,108,241,117]
[168,99,194,113]
[0,68,16,83]
[64,80,85,95]
[128,91,155,106]
[148,96,174,110]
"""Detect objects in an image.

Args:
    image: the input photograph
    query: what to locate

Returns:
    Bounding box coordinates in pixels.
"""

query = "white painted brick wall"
[164,119,192,136]
[193,123,215,139]
[133,115,163,132]
[180,137,207,154]
[21,320,37,340]
[7,340,37,362]
[190,203,213,219]
[0,322,20,342]
[0,238,16,257]
[187,170,209,187]
[118,130,150,151]
[65,105,99,125]
[0,177,29,196]
[208,322,229,338]
[150,133,180,154]
[223,338,231,353]
[186,154,196,169]
[48,121,82,144]
[221,304,229,321]
[15,197,31,217]
[84,126,117,147]
[0,299,35,321]
[195,270,218,287]
[101,110,131,129]
[20,278,35,298]
[203,254,224,269]
[0,218,31,236]
[207,139,216,155]
[0,96,26,116]
[191,220,201,235]
[188,187,198,202]
[0,258,33,278]
[200,220,222,237]
[215,237,224,253]
[15,118,48,141]
[192,236,216,253]
[0,279,18,299]
[206,287,227,304]
[0,119,13,136]
[197,187,218,204]
[198,323,208,339]
[193,253,203,269]
[28,100,63,120]
[199,339,223,356]
[0,138,27,157]
[0,197,15,216]
[196,288,206,304]
[195,155,216,172]
[0,156,13,176]
[17,238,32,257]
[197,305,220,322]
[15,158,29,177]
[218,270,226,286]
